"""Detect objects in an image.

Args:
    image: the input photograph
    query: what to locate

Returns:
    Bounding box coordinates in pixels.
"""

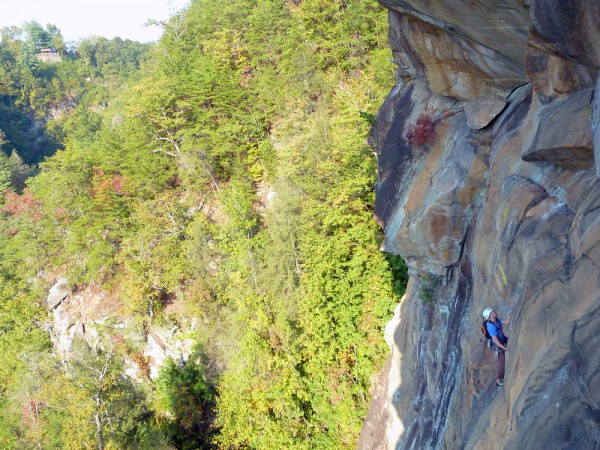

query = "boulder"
[47,278,70,309]
[525,42,596,102]
[464,95,507,130]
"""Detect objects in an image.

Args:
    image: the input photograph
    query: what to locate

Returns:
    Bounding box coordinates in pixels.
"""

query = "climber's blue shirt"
[487,318,507,346]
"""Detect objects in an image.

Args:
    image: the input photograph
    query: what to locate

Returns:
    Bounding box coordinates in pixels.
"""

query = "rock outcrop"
[46,279,195,379]
[361,1,600,449]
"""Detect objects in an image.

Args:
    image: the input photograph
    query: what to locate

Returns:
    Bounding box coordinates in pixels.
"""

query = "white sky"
[0,0,190,43]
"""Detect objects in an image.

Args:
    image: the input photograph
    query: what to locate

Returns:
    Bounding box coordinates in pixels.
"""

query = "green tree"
[7,150,36,191]
[58,339,167,450]
[23,21,55,52]
[0,0,404,448]
[155,353,216,449]
[0,136,11,195]
[0,279,50,449]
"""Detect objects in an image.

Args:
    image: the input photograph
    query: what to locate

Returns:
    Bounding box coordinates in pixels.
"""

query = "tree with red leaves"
[1,189,44,222]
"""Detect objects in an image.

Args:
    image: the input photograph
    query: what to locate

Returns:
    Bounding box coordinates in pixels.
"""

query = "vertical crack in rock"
[430,253,471,448]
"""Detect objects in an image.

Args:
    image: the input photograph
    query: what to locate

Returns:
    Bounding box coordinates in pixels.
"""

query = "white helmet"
[482,308,493,320]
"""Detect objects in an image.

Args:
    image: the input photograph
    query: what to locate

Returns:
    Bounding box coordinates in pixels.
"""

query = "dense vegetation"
[0,1,407,448]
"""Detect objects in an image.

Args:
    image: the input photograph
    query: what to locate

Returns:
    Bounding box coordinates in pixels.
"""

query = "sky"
[0,0,191,43]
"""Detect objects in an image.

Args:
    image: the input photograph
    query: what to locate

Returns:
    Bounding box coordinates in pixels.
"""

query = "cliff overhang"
[361,1,600,449]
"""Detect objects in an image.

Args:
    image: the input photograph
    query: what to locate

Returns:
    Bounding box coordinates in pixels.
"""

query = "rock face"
[46,280,195,379]
[362,1,600,449]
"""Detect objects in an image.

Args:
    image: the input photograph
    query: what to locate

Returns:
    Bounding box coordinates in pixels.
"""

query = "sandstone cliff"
[361,1,600,449]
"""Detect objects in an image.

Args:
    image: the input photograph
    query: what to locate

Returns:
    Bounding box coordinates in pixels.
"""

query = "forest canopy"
[0,1,407,448]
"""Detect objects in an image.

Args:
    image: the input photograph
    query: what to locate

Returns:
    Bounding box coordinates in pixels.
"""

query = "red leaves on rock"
[404,114,438,148]
[404,109,459,148]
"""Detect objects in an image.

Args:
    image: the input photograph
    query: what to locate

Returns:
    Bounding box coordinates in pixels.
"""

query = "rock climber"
[482,307,509,387]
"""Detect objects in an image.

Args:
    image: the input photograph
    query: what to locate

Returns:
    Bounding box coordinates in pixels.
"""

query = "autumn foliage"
[404,113,438,147]
[91,167,128,200]
[0,1,406,449]
[1,189,44,221]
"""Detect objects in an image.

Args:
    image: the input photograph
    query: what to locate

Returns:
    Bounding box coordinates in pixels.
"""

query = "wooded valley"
[0,1,407,448]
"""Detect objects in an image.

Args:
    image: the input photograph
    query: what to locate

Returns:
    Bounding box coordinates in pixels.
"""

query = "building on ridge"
[35,48,62,64]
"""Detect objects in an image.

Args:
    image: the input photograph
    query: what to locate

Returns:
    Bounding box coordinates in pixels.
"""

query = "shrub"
[405,114,438,147]
[418,275,441,303]
[359,111,376,126]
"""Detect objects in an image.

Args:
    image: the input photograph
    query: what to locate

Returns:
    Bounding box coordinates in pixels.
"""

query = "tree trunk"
[95,408,105,450]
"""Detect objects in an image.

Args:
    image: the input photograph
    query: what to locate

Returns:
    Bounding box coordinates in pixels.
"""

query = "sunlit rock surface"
[46,280,195,378]
[361,1,600,449]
